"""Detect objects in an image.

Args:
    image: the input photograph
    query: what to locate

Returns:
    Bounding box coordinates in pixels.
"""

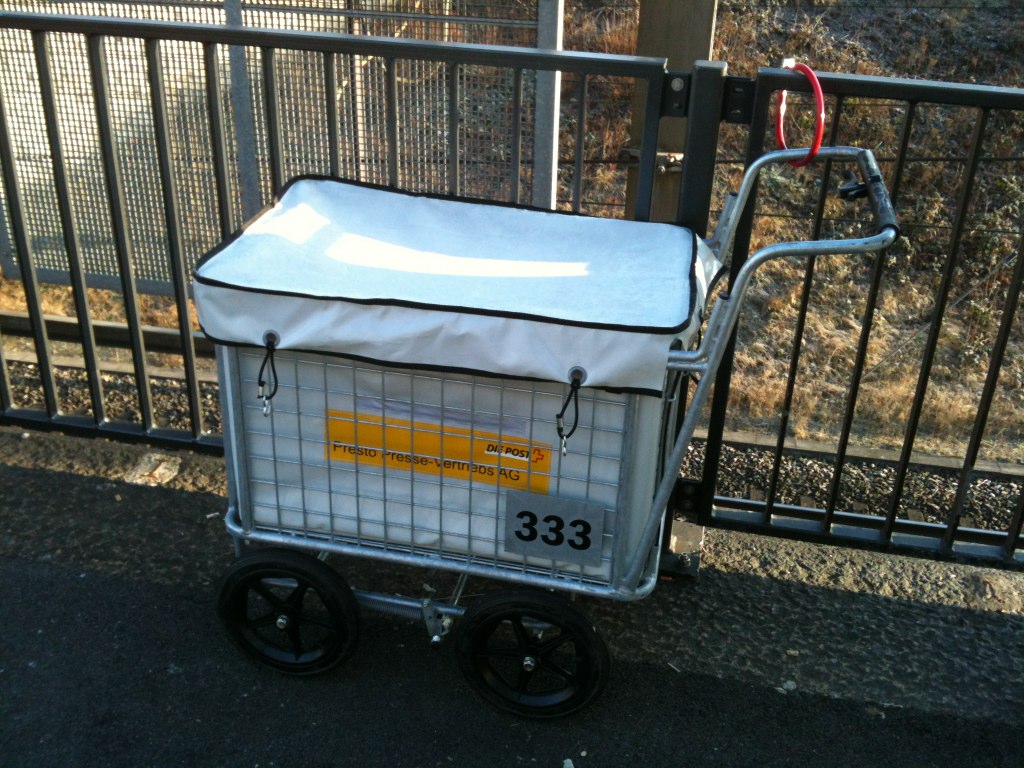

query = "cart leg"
[423,573,471,644]
[661,518,703,578]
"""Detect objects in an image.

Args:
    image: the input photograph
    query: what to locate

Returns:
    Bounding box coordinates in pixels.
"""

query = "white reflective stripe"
[194,282,691,392]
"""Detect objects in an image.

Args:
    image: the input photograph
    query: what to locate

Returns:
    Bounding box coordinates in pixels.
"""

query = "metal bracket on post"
[722,75,756,124]
[422,598,452,645]
[661,72,690,117]
[661,478,704,578]
[618,148,684,174]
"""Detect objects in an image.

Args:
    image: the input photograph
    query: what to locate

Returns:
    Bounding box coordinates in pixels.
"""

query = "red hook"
[775,58,825,167]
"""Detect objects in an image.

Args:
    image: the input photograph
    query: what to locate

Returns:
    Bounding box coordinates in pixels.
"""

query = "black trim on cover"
[192,174,703,337]
[204,330,666,398]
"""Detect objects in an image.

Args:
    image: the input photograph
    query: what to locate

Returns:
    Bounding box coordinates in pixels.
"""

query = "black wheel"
[217,548,359,676]
[454,590,609,718]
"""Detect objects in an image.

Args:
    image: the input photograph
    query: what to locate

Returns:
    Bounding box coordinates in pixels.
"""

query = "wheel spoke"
[516,666,535,695]
[510,616,532,651]
[535,632,572,658]
[286,582,311,611]
[251,582,285,610]
[538,656,577,685]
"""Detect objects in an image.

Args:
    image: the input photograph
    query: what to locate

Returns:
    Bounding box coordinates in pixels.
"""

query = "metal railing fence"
[0,11,665,448]
[0,12,1022,566]
[0,0,558,292]
[686,66,1024,565]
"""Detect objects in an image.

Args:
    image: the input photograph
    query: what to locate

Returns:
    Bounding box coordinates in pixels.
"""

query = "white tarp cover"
[194,177,722,393]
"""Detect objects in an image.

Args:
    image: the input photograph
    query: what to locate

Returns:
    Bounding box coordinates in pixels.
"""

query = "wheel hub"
[275,614,291,630]
[521,656,537,672]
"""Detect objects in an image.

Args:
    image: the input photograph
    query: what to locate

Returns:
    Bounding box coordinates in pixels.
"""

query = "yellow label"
[325,408,552,494]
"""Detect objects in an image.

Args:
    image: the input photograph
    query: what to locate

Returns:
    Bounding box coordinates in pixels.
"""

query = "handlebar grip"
[856,149,900,237]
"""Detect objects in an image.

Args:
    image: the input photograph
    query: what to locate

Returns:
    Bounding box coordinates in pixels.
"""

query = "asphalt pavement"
[1,425,1022,767]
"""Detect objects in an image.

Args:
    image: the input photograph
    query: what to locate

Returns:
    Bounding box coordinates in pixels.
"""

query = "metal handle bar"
[618,147,899,594]
[712,146,899,265]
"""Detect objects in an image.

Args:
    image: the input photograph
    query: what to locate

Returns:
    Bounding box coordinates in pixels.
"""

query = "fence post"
[224,0,262,219]
[0,197,12,277]
[531,0,563,209]
[624,0,718,222]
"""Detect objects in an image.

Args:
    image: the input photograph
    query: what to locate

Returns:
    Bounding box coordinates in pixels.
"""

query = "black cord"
[257,336,278,414]
[556,373,583,453]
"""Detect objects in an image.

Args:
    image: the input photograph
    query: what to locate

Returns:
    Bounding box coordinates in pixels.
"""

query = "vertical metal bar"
[0,324,11,411]
[571,73,587,213]
[697,74,774,525]
[293,357,309,534]
[764,97,845,520]
[346,50,366,183]
[147,38,204,439]
[408,371,417,540]
[941,226,1024,550]
[350,362,363,542]
[531,0,563,209]
[204,41,233,237]
[447,61,460,197]
[633,71,665,222]
[1005,485,1024,561]
[88,34,154,430]
[823,100,916,528]
[0,41,59,417]
[385,57,399,187]
[33,30,105,423]
[677,64,726,234]
[437,372,446,555]
[225,0,261,220]
[509,68,523,205]
[324,51,340,178]
[882,108,990,543]
[262,46,284,192]
[886,102,917,208]
[322,361,336,540]
[379,367,389,536]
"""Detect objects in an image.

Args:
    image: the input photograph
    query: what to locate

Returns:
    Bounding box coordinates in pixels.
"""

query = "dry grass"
[2,1,1022,465]
[561,0,1024,464]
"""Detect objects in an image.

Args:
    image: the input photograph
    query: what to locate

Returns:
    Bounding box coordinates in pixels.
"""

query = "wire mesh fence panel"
[0,0,546,293]
[0,11,672,456]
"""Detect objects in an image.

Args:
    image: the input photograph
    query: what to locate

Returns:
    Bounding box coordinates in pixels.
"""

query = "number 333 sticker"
[503,490,605,567]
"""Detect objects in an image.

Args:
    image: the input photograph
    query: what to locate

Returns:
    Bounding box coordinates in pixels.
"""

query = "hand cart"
[194,146,899,718]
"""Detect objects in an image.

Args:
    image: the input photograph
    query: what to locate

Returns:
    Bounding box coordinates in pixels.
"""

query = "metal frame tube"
[0,48,58,417]
[447,61,460,197]
[622,148,898,589]
[509,68,523,205]
[147,38,205,439]
[204,41,234,238]
[262,46,284,192]
[32,29,105,423]
[385,56,399,187]
[88,34,155,431]
[570,73,588,212]
[324,50,340,178]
